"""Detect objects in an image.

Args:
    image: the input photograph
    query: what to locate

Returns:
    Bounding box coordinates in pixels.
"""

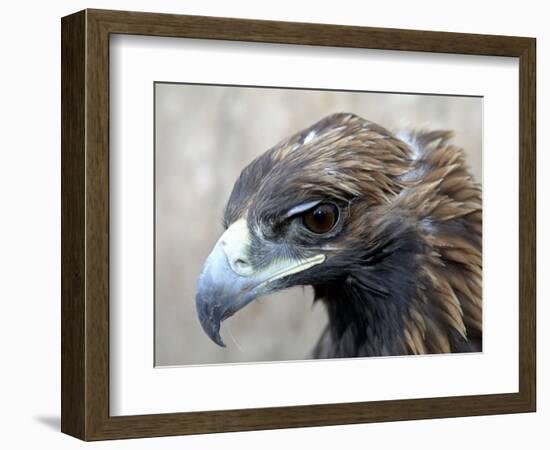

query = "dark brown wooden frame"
[61,8,536,441]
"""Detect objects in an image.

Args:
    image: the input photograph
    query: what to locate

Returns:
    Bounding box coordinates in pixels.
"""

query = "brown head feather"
[223,113,482,357]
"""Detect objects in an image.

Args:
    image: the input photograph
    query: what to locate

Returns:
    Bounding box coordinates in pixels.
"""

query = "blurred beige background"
[155,83,482,366]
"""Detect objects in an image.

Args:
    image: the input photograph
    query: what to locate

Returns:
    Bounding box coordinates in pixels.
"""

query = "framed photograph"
[61,9,536,440]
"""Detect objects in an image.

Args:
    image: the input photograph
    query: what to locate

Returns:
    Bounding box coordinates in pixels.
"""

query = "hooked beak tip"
[210,330,226,348]
[196,294,226,347]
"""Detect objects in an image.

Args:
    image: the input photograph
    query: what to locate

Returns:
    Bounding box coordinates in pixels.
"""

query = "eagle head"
[195,113,482,356]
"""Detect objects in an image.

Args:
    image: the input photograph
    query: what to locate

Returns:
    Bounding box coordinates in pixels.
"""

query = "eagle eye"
[302,203,339,234]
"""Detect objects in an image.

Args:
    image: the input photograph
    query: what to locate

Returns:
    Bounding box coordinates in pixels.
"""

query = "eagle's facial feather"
[196,112,482,357]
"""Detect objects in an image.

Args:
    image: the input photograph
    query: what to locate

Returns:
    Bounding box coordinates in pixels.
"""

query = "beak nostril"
[234,258,249,268]
[218,219,254,275]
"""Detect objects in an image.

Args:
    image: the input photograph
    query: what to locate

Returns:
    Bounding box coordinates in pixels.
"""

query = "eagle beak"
[195,219,325,347]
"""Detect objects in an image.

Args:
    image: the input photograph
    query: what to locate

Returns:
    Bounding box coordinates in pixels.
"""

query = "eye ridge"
[302,203,339,234]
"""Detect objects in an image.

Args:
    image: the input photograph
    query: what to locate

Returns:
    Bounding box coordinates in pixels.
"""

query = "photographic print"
[155,84,482,366]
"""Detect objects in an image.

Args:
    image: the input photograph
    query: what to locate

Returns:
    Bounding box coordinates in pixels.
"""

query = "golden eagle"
[195,113,482,357]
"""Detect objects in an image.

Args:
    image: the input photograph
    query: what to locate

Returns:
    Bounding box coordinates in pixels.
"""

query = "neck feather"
[313,228,481,358]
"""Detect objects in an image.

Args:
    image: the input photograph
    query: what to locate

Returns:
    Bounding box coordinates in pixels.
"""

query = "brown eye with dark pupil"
[303,203,339,234]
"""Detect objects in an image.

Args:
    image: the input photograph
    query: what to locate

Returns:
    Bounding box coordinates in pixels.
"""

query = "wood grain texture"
[61,10,86,439]
[518,38,536,409]
[60,8,537,441]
